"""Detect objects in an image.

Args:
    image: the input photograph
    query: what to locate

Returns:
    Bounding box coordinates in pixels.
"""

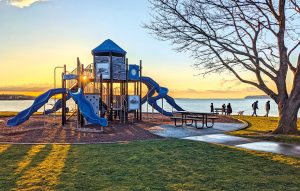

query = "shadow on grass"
[0,144,70,191]
[1,140,299,190]
[57,139,300,190]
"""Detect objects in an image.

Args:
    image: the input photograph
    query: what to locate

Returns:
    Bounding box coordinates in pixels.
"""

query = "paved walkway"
[149,123,300,158]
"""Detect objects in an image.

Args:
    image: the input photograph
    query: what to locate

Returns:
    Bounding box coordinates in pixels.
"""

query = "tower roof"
[92,39,127,55]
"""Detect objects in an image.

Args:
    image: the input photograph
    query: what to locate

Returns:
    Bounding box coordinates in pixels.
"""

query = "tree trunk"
[274,54,300,134]
[274,98,299,134]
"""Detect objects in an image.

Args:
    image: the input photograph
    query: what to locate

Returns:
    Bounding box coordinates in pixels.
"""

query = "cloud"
[0,83,52,92]
[7,0,46,8]
[219,78,241,87]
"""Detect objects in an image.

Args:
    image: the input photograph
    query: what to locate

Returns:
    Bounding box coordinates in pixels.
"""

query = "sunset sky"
[0,0,279,98]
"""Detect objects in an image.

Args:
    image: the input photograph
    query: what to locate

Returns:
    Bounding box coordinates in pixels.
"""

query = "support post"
[139,60,142,121]
[125,58,129,122]
[61,64,67,126]
[109,52,113,121]
[100,74,103,117]
[134,81,137,120]
[77,58,81,127]
[161,98,164,122]
[80,63,84,126]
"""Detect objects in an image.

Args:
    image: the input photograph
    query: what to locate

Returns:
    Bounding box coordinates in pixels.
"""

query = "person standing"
[227,103,232,116]
[264,101,270,117]
[252,101,259,117]
[222,104,226,115]
[210,103,214,113]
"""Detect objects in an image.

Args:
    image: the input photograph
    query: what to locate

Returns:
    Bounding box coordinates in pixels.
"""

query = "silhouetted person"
[222,104,226,115]
[227,103,232,116]
[210,103,214,113]
[264,101,270,117]
[252,101,259,117]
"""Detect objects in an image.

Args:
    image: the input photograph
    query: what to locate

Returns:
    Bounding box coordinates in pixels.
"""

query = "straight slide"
[69,89,108,127]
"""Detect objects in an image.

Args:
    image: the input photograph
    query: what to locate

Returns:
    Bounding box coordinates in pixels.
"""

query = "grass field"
[1,139,300,190]
[231,116,300,144]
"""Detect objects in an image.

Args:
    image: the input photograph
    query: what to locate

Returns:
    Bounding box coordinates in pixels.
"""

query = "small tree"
[145,0,300,134]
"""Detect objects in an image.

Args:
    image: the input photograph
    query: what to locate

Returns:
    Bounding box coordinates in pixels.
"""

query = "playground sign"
[95,56,110,79]
[112,56,126,80]
[128,65,140,80]
[128,95,140,111]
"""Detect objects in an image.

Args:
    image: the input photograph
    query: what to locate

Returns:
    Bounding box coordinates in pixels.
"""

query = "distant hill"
[244,95,270,99]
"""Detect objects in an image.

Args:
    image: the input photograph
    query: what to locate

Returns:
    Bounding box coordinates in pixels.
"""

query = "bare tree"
[145,0,300,134]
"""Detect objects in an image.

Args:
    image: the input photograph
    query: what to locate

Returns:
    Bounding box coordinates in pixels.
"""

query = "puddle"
[183,134,253,145]
[236,142,300,157]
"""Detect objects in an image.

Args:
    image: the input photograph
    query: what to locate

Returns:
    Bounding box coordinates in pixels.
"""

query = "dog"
[237,111,244,116]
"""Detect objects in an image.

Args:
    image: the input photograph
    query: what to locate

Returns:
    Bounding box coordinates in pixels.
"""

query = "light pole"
[53,66,65,116]
[54,66,65,90]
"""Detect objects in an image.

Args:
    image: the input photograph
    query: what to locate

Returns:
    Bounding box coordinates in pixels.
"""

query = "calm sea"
[0,98,296,117]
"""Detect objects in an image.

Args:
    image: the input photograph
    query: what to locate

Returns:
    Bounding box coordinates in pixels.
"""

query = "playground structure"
[7,39,184,128]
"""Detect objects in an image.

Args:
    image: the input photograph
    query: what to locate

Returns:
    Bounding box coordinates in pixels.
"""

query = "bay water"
[0,98,294,117]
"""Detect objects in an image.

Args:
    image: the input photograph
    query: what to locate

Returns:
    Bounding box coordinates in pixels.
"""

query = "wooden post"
[109,53,113,121]
[139,60,143,121]
[93,56,96,94]
[61,64,67,126]
[77,58,81,127]
[125,58,129,122]
[100,74,103,117]
[134,81,137,120]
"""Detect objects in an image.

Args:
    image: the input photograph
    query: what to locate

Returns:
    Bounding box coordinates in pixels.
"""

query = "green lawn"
[230,116,300,144]
[1,140,300,191]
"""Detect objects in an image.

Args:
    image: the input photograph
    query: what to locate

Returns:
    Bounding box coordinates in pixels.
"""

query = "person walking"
[252,101,259,117]
[222,104,226,115]
[210,103,214,113]
[264,101,270,117]
[226,103,232,116]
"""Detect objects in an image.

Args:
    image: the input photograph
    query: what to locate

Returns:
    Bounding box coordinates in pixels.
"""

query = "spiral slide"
[7,88,108,127]
[140,76,184,116]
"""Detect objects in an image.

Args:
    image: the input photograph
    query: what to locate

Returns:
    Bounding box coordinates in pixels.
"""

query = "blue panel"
[63,74,78,80]
[128,65,140,80]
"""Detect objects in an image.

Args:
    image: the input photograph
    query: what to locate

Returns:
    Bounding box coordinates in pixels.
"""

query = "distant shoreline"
[0,94,35,100]
[0,95,271,100]
[244,95,270,99]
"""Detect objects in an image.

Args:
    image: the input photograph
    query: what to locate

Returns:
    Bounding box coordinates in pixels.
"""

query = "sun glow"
[0,144,11,154]
[14,145,70,190]
[15,145,46,174]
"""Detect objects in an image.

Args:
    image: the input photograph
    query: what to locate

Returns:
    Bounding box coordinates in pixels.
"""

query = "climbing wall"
[84,94,100,124]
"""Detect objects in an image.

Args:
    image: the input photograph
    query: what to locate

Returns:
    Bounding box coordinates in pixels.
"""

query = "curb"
[0,138,165,145]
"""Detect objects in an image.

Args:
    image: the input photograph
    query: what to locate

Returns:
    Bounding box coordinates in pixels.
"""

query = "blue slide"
[43,94,71,115]
[7,88,67,127]
[140,76,184,116]
[69,89,108,127]
[44,82,78,114]
[7,88,107,127]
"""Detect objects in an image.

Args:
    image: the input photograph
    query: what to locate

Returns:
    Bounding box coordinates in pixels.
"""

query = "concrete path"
[149,123,300,158]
